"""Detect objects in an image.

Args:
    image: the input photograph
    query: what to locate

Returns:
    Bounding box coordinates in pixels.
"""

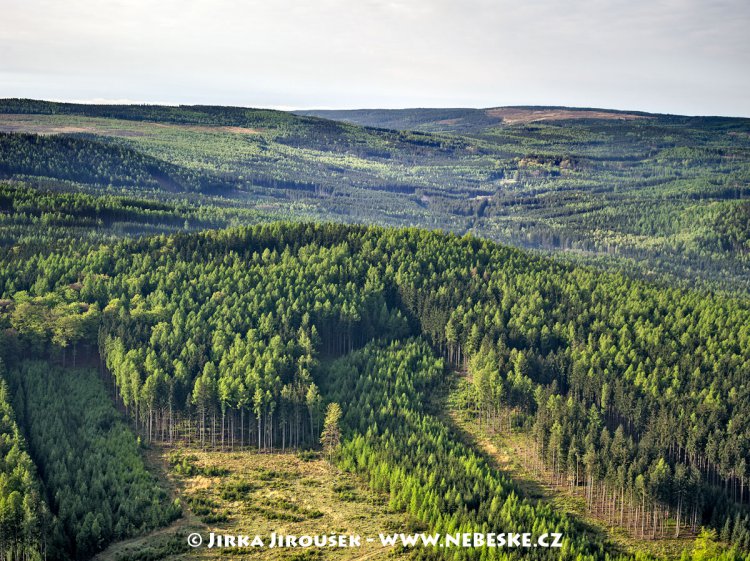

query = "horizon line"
[2,96,750,120]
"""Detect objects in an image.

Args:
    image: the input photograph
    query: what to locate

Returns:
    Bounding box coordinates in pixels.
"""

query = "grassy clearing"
[94,445,408,561]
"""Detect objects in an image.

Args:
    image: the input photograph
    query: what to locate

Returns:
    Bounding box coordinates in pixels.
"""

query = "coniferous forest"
[0,100,749,560]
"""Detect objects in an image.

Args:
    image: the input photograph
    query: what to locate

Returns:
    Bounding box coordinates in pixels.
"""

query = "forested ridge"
[0,180,277,274]
[1,99,750,559]
[2,99,750,292]
[0,220,749,559]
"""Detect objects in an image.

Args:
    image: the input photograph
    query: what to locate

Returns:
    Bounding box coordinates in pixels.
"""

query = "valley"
[1,100,749,561]
[2,99,749,292]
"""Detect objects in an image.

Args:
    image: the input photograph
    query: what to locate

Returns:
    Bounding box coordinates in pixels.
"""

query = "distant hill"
[295,107,497,133]
[2,99,749,292]
[295,105,655,134]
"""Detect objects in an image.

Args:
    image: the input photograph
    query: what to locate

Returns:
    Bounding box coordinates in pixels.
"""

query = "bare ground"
[485,107,651,124]
[0,114,261,136]
[93,445,408,561]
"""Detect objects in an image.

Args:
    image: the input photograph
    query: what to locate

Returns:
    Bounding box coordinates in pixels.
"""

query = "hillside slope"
[2,99,749,292]
[295,105,654,134]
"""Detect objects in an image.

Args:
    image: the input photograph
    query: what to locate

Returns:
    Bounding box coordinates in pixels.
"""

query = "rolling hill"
[1,100,750,560]
[1,98,749,295]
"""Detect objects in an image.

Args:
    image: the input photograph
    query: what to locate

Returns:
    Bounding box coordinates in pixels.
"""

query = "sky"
[1,0,749,116]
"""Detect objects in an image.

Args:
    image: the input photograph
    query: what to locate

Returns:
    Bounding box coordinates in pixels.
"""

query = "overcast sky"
[1,0,748,116]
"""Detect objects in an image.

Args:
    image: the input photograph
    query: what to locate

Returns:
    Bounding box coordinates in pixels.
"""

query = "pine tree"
[320,402,342,459]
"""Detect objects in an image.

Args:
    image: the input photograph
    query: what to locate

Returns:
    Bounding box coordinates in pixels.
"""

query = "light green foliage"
[1,100,750,559]
[320,402,342,458]
[0,363,47,561]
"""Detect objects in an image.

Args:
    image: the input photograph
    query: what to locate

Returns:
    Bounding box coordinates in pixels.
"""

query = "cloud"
[1,0,748,115]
